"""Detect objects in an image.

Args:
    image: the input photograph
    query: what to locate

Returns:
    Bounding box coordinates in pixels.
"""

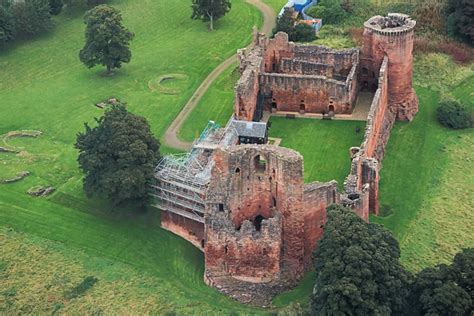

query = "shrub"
[414,37,473,64]
[11,0,53,36]
[294,23,315,42]
[0,5,16,43]
[49,0,63,15]
[306,0,346,25]
[436,100,472,129]
[445,0,474,44]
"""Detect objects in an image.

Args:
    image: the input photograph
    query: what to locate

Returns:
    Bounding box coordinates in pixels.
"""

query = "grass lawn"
[179,63,239,142]
[373,59,474,271]
[268,117,365,185]
[0,0,270,313]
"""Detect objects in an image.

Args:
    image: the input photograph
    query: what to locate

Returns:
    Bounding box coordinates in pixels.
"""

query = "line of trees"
[0,0,106,46]
[311,205,473,315]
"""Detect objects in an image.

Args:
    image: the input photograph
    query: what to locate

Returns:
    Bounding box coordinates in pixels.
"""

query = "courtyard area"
[268,117,365,185]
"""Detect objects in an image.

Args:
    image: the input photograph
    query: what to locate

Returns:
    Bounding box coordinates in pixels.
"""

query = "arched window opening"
[299,103,306,112]
[235,167,240,174]
[254,155,266,173]
[254,215,264,231]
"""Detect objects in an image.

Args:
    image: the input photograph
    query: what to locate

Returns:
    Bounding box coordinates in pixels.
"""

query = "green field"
[179,63,239,142]
[0,0,271,313]
[374,76,474,271]
[268,118,366,185]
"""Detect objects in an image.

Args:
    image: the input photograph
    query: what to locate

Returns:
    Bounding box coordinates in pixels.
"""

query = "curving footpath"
[164,0,276,151]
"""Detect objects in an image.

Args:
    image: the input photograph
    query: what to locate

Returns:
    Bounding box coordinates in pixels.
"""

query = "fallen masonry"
[152,13,418,306]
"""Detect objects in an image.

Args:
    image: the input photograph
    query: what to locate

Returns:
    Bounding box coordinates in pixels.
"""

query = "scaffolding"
[151,119,238,223]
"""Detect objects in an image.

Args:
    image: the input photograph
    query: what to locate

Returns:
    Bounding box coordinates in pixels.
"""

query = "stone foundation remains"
[152,13,418,307]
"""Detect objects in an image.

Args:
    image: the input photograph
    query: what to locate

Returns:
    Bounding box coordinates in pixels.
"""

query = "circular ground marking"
[148,74,189,95]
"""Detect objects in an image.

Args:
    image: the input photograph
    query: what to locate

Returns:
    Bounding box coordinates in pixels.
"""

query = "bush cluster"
[273,8,316,42]
[0,0,106,45]
[437,100,472,129]
[414,37,473,64]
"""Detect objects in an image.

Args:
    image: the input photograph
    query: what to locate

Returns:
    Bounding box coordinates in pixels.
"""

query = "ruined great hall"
[152,14,419,306]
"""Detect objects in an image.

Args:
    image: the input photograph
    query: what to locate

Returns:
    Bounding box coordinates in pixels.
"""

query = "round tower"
[361,13,418,121]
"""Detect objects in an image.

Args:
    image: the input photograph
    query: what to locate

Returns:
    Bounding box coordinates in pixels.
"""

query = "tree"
[75,104,161,206]
[273,8,296,40]
[79,5,134,75]
[191,0,231,31]
[437,99,472,129]
[311,205,412,315]
[306,0,347,25]
[0,5,15,43]
[446,0,474,44]
[409,248,473,315]
[49,0,63,15]
[11,0,53,36]
[294,23,315,42]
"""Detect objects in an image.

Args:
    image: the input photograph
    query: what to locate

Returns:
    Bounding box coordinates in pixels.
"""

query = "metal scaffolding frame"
[151,119,239,223]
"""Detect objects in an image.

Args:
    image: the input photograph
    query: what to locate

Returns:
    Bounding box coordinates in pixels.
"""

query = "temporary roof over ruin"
[230,119,267,138]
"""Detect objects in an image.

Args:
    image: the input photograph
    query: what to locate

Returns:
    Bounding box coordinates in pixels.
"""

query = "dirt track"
[164,0,276,151]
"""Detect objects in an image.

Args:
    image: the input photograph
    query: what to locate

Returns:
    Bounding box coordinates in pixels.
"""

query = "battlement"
[364,13,416,35]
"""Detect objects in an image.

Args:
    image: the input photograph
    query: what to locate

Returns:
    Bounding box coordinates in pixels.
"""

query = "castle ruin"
[152,14,418,306]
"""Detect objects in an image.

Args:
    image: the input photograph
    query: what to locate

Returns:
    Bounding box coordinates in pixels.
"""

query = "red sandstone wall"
[205,145,306,283]
[161,211,205,249]
[302,181,339,266]
[260,74,354,114]
[361,16,418,120]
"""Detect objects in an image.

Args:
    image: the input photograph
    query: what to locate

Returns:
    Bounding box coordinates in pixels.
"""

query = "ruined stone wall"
[361,14,418,120]
[260,73,354,114]
[343,56,393,215]
[279,58,335,77]
[161,211,205,249]
[235,32,360,118]
[293,45,357,76]
[302,181,339,265]
[235,48,264,121]
[204,145,308,305]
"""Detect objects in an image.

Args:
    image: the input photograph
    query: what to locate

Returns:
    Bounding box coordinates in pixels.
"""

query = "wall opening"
[235,167,240,174]
[362,67,368,75]
[328,105,335,112]
[218,204,224,212]
[299,103,306,112]
[224,245,228,254]
[271,102,277,110]
[254,155,266,173]
[272,197,277,207]
[254,215,264,231]
[201,239,205,248]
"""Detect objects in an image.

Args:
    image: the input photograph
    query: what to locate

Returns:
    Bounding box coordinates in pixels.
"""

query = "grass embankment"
[268,118,365,185]
[0,0,268,313]
[179,64,239,142]
[374,55,474,271]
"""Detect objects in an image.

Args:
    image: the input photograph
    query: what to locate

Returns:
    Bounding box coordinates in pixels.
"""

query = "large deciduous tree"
[191,0,231,31]
[408,248,473,315]
[311,205,411,315]
[75,104,161,207]
[79,5,134,75]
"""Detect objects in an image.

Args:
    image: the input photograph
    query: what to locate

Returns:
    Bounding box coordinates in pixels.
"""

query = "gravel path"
[164,0,276,151]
